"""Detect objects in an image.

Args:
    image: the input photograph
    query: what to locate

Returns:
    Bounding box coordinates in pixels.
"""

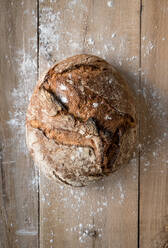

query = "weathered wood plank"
[39,1,140,247]
[140,1,168,247]
[0,1,38,247]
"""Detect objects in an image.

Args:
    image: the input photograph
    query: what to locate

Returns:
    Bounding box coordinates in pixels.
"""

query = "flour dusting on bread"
[26,54,137,186]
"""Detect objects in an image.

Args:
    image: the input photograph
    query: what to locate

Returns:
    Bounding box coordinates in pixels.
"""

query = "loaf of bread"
[26,54,136,187]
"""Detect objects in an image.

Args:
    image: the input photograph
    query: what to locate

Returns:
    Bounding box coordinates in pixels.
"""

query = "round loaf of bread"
[26,54,137,187]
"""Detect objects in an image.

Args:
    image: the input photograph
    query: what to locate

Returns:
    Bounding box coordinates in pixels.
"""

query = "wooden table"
[0,1,168,247]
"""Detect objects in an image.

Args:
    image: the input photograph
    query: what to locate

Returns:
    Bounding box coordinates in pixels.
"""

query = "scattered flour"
[59,84,67,91]
[16,229,37,236]
[117,182,126,205]
[68,0,77,8]
[60,96,68,103]
[70,41,80,49]
[7,49,37,154]
[105,115,112,120]
[111,32,116,38]
[126,56,137,62]
[145,41,155,56]
[39,8,61,65]
[107,1,113,8]
[30,171,39,192]
[87,38,95,45]
[93,102,99,108]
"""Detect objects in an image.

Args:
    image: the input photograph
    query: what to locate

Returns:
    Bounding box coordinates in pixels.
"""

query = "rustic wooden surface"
[0,1,38,248]
[140,1,168,248]
[0,0,168,248]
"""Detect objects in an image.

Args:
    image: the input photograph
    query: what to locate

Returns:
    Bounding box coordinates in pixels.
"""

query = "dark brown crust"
[26,54,137,187]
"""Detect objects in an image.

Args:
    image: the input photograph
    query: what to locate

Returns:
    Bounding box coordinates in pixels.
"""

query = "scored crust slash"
[26,54,137,187]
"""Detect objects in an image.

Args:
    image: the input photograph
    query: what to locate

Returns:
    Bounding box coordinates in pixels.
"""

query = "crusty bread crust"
[26,54,137,187]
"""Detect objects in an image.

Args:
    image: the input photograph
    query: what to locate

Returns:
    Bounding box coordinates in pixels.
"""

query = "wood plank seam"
[0,145,10,248]
[37,0,40,247]
[138,1,143,247]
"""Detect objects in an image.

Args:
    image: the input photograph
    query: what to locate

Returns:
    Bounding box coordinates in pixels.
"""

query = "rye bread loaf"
[26,54,137,187]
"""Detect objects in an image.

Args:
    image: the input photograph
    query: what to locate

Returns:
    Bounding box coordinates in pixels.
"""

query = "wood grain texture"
[0,1,38,247]
[39,0,140,247]
[140,1,168,247]
[1,0,167,247]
